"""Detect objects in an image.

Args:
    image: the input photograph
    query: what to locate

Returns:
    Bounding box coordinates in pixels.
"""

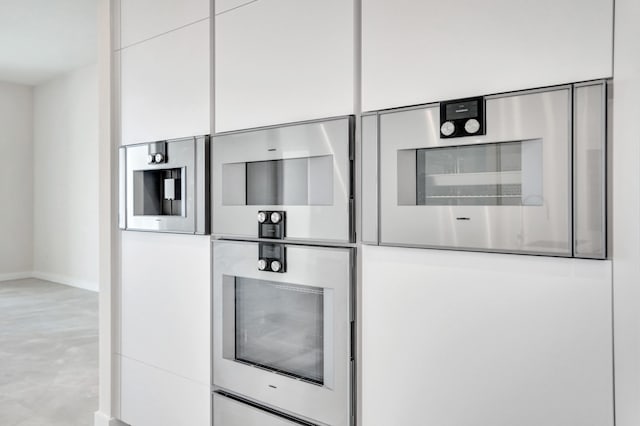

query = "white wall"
[0,81,33,280]
[33,64,99,291]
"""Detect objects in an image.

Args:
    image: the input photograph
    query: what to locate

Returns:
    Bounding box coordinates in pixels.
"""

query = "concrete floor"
[0,278,98,426]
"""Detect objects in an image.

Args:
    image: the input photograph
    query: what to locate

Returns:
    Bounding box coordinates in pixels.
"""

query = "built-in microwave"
[212,240,354,426]
[212,116,354,244]
[119,135,210,234]
[362,81,608,258]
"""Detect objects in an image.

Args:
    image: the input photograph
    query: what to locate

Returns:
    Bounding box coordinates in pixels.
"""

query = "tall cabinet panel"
[115,1,212,425]
[362,245,614,426]
[361,0,613,111]
[120,19,210,145]
[215,0,355,132]
[120,0,209,47]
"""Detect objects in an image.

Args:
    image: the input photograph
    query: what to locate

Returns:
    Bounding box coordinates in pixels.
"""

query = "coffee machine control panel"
[440,96,486,138]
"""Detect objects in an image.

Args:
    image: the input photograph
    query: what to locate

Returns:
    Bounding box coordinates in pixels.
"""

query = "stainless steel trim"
[573,81,607,259]
[118,146,126,229]
[361,114,379,245]
[195,135,211,235]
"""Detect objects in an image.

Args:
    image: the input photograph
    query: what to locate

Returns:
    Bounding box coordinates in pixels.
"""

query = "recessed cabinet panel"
[121,0,210,47]
[362,0,613,111]
[121,20,210,145]
[215,0,354,131]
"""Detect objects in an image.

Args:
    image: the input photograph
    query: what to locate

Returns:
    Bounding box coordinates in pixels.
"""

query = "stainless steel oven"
[119,135,210,234]
[212,116,354,244]
[212,240,354,426]
[361,81,608,257]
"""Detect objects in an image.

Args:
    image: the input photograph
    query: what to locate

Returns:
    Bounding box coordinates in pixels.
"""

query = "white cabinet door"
[215,0,354,132]
[362,0,613,111]
[121,19,210,145]
[362,245,614,426]
[120,232,211,385]
[120,356,210,426]
[121,0,210,47]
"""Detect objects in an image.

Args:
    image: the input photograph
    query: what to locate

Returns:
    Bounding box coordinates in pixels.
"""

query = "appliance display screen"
[446,101,479,120]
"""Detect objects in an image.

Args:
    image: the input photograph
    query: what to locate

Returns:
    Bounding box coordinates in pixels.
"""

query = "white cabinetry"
[120,231,211,385]
[362,245,613,426]
[120,356,210,426]
[120,0,209,47]
[362,0,614,111]
[215,0,355,132]
[120,19,210,145]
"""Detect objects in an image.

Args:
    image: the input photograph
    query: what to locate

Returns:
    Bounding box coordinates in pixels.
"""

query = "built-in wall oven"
[362,81,608,258]
[212,116,354,244]
[212,240,354,426]
[211,116,356,426]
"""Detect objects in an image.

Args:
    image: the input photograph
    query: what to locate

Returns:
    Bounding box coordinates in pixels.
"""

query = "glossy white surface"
[612,0,640,424]
[120,232,210,385]
[362,0,614,111]
[362,245,613,426]
[215,0,256,15]
[120,19,210,145]
[215,0,354,131]
[120,0,209,47]
[120,356,210,426]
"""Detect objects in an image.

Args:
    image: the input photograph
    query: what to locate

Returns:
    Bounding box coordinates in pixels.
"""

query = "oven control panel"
[440,96,486,138]
[258,210,285,239]
[257,243,286,273]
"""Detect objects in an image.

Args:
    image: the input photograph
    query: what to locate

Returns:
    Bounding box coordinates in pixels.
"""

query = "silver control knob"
[270,212,282,224]
[270,260,282,272]
[441,121,455,137]
[464,118,480,134]
[257,212,267,223]
[257,259,267,271]
[154,153,165,163]
[147,154,154,164]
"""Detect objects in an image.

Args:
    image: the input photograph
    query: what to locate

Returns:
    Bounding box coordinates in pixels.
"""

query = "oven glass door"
[212,117,353,243]
[213,240,352,426]
[379,88,571,255]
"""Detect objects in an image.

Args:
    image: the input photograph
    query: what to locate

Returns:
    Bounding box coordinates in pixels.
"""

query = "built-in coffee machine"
[119,135,210,234]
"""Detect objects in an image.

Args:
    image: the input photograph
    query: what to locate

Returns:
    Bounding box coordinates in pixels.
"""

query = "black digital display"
[446,101,479,120]
[259,244,282,259]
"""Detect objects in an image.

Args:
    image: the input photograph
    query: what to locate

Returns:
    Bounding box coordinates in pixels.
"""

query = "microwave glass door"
[414,140,543,206]
[234,277,325,384]
[213,117,353,243]
[213,240,352,426]
[379,88,571,255]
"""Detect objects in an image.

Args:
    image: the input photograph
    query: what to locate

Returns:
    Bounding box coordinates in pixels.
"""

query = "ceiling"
[0,0,98,86]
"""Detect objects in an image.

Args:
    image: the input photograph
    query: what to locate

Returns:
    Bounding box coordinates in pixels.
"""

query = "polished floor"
[0,278,98,426]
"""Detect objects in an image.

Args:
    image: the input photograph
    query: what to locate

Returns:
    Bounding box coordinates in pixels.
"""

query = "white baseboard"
[94,411,128,426]
[0,271,33,282]
[32,271,99,292]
